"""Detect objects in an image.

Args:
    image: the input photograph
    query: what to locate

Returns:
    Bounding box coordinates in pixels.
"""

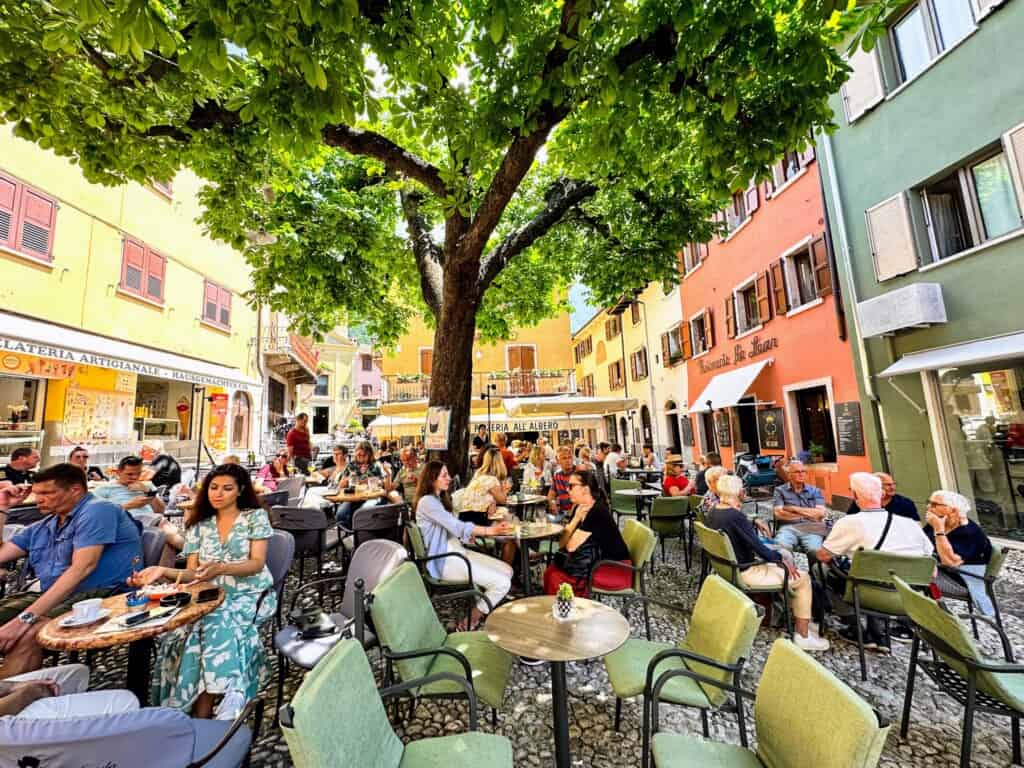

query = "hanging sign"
[757,407,786,451]
[424,406,451,451]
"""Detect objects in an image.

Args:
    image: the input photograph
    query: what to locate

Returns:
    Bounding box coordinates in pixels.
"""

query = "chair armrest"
[419,551,475,584]
[940,563,993,585]
[379,672,480,730]
[188,698,264,768]
[956,613,1015,662]
[382,645,474,681]
[431,587,494,614]
[647,665,754,703]
[970,660,1024,674]
[643,647,745,700]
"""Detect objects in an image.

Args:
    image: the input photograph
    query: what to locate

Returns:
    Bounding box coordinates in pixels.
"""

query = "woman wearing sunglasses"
[256,451,292,491]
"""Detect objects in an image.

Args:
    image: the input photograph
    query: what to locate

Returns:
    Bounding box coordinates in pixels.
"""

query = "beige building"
[295,327,359,439]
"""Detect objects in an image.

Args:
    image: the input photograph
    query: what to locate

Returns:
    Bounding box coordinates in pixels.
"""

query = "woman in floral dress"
[131,463,275,720]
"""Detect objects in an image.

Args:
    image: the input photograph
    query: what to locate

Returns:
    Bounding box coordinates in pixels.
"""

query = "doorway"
[619,416,629,451]
[665,401,682,453]
[640,405,653,446]
[313,406,329,435]
[735,397,760,454]
[699,411,717,454]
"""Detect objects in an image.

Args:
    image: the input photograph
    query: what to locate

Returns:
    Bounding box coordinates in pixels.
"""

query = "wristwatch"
[17,610,37,626]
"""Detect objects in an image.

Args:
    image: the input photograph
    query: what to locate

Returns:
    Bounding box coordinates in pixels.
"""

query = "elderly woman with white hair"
[706,474,829,651]
[697,465,728,517]
[925,490,995,616]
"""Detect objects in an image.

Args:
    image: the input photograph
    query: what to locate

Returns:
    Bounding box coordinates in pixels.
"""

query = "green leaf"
[722,94,738,122]
[489,12,505,45]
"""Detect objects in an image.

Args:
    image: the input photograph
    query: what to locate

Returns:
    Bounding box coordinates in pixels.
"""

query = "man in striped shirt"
[547,446,575,517]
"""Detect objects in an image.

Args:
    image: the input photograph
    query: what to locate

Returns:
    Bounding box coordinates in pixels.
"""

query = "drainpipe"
[255,304,265,456]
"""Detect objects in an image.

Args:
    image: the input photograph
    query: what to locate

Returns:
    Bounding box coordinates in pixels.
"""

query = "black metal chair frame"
[937,562,1005,639]
[404,521,477,599]
[188,697,264,768]
[338,502,407,570]
[648,504,696,574]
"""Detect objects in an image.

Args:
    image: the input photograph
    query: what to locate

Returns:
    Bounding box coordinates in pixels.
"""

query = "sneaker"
[794,632,831,652]
[214,691,247,721]
[889,624,914,643]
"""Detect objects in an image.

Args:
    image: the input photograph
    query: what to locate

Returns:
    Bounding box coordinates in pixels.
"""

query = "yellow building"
[295,327,359,439]
[0,124,266,465]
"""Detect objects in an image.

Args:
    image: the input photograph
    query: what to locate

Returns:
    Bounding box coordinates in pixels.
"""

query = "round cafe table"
[486,596,630,768]
[491,521,563,596]
[38,582,224,705]
[612,487,661,520]
[506,493,549,519]
[324,489,386,505]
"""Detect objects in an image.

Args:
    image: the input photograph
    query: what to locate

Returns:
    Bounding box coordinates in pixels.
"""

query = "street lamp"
[480,383,497,437]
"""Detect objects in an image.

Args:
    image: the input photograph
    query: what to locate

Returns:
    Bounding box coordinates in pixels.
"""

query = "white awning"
[503,395,639,417]
[0,310,261,391]
[689,359,772,413]
[879,331,1024,377]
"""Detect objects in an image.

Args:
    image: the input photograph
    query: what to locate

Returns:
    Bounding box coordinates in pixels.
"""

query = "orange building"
[678,148,871,506]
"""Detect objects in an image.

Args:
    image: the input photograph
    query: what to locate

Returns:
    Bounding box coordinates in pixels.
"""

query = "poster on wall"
[757,408,786,451]
[206,392,229,452]
[714,411,732,447]
[680,415,695,448]
[835,401,866,456]
[424,406,451,451]
[63,386,134,443]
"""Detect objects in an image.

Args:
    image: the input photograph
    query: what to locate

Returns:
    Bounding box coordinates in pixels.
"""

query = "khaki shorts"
[0,588,115,623]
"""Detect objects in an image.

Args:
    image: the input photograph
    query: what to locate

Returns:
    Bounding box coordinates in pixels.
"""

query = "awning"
[879,331,1024,377]
[503,395,639,417]
[367,408,604,438]
[0,310,262,391]
[366,415,422,437]
[689,359,772,413]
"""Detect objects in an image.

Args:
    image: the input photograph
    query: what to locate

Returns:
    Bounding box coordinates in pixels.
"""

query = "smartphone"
[145,489,159,498]
[196,587,220,604]
[122,610,151,626]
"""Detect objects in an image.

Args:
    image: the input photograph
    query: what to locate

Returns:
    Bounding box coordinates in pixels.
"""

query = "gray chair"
[270,506,338,585]
[273,539,407,720]
[256,529,295,629]
[141,528,167,568]
[342,501,406,554]
[259,489,289,511]
[0,699,263,768]
[276,476,307,507]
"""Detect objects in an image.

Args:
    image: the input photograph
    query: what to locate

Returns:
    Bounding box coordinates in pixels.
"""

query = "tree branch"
[323,124,449,199]
[614,23,678,71]
[478,178,598,290]
[401,191,444,315]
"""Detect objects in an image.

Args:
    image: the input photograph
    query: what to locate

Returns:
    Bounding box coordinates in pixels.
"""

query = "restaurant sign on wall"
[697,335,779,375]
[757,407,786,451]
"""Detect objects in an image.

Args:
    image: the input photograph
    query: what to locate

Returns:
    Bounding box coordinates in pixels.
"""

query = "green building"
[817,0,1024,537]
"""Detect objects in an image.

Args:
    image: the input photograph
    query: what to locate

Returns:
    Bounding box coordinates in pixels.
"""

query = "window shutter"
[122,239,146,292]
[841,47,885,123]
[218,286,231,326]
[744,182,759,215]
[608,364,616,390]
[508,346,521,370]
[660,332,670,368]
[18,188,56,260]
[715,210,727,241]
[681,322,693,359]
[755,270,772,321]
[972,0,1004,17]
[810,235,833,297]
[724,296,737,338]
[146,249,165,300]
[798,142,816,168]
[699,243,709,262]
[204,281,219,321]
[704,308,715,348]
[0,175,17,250]
[1003,121,1024,217]
[629,353,637,381]
[769,259,789,315]
[865,193,918,281]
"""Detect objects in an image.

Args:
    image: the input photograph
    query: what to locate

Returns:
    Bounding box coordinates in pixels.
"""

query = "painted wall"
[819,1,1024,505]
[643,281,690,458]
[296,330,358,433]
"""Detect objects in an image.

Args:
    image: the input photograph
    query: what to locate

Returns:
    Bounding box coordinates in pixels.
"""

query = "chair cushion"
[652,732,763,768]
[371,562,448,682]
[399,732,514,768]
[190,719,253,768]
[604,638,710,707]
[416,631,513,711]
[590,561,635,594]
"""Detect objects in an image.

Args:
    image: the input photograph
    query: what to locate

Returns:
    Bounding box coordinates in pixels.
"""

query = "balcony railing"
[382,369,576,404]
[260,332,319,383]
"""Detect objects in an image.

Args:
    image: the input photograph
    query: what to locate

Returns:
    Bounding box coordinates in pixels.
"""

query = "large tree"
[0,0,886,475]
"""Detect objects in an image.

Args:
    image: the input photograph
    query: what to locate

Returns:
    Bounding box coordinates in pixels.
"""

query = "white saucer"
[59,609,111,628]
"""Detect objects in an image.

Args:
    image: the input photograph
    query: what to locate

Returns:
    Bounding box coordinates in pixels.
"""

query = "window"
[150,180,174,198]
[314,375,329,397]
[890,0,975,84]
[776,236,833,310]
[765,147,815,195]
[682,242,709,274]
[339,385,350,400]
[608,360,625,390]
[661,325,686,367]
[507,344,536,371]
[361,384,373,397]
[120,238,166,304]
[580,374,595,397]
[201,280,231,328]
[573,336,593,364]
[361,354,373,371]
[0,173,57,262]
[719,183,759,237]
[630,302,641,325]
[921,149,1021,263]
[690,310,713,356]
[630,347,649,381]
[605,315,621,340]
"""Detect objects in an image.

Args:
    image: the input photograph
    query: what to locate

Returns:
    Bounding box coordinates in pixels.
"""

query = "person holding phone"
[92,456,165,527]
[130,464,274,721]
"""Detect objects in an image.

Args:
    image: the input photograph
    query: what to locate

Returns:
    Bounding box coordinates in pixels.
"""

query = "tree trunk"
[427,260,481,482]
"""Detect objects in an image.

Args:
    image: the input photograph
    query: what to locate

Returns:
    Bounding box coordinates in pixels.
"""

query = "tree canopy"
[0,0,888,344]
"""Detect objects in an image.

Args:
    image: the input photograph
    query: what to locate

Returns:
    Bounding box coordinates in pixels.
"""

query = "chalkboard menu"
[835,401,866,456]
[714,411,732,447]
[757,407,786,451]
[680,415,695,448]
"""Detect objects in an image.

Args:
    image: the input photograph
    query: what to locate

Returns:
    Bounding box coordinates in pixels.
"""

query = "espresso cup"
[72,598,103,621]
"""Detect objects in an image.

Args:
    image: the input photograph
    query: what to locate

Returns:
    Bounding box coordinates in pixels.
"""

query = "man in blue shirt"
[845,472,920,521]
[0,463,141,677]
[772,460,828,555]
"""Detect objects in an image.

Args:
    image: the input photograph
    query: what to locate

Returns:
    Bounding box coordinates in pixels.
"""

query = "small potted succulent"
[553,582,575,621]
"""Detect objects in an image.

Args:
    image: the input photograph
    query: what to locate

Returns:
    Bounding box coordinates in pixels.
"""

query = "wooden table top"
[492,521,563,541]
[38,583,224,652]
[485,596,630,662]
[324,489,386,504]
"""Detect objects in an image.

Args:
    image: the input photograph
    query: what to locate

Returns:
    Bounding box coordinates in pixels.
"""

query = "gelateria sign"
[697,335,779,374]
[0,337,255,391]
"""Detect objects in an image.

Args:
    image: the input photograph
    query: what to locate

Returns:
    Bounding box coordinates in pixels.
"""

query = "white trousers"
[440,540,512,614]
[6,664,139,719]
[302,486,336,509]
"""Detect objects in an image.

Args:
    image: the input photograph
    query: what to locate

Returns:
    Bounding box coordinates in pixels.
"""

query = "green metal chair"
[588,519,658,639]
[837,549,935,681]
[935,540,1007,638]
[404,520,475,598]
[280,638,513,768]
[647,496,695,572]
[647,638,890,768]
[694,520,793,637]
[611,478,642,521]
[368,561,514,726]
[604,574,759,767]
[894,576,1023,768]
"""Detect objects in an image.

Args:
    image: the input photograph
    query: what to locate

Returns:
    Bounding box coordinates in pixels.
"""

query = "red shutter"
[0,175,18,250]
[724,296,737,339]
[661,332,671,368]
[203,281,219,321]
[121,239,146,293]
[681,322,693,359]
[145,249,165,301]
[218,286,232,326]
[704,308,715,349]
[744,182,759,215]
[755,270,772,323]
[18,188,57,260]
[769,259,789,315]
[799,143,816,168]
[810,235,833,297]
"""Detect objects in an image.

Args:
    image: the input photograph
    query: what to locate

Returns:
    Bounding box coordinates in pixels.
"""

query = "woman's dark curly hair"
[188,463,262,527]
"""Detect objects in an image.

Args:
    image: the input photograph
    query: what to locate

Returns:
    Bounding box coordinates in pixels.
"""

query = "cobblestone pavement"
[82,543,1024,767]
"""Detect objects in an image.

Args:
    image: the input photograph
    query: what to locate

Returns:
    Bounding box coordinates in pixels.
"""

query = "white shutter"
[841,46,885,123]
[865,193,918,281]
[972,0,1004,18]
[1002,121,1024,218]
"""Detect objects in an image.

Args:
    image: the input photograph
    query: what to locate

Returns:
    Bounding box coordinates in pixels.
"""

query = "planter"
[552,597,575,622]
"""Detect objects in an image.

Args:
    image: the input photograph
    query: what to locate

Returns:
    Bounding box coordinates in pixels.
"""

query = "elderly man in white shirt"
[816,471,933,652]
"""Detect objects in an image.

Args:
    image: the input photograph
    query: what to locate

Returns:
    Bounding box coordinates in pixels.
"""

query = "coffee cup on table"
[72,598,103,622]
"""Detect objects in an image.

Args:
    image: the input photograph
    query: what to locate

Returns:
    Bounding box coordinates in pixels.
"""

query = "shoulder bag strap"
[873,511,894,551]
